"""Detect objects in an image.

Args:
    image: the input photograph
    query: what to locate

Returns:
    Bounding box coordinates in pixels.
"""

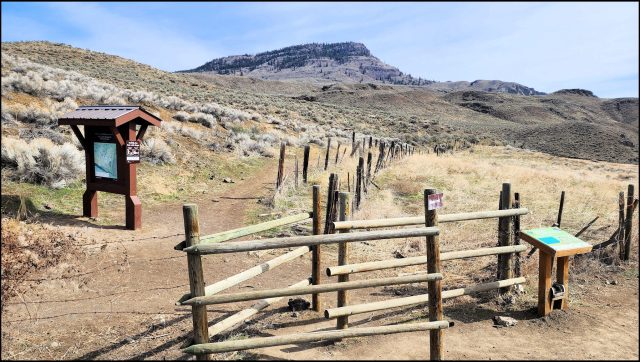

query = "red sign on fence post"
[427,193,444,210]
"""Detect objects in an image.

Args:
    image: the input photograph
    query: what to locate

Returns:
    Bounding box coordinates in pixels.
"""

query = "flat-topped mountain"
[181,42,435,86]
[181,42,545,95]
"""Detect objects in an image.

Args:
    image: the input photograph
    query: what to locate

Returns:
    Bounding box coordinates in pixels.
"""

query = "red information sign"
[427,193,444,210]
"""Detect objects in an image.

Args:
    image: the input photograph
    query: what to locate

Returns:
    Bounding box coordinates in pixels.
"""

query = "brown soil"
[1,159,638,360]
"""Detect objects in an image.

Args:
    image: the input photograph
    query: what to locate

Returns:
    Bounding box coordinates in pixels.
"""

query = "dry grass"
[269,144,638,293]
[0,218,80,315]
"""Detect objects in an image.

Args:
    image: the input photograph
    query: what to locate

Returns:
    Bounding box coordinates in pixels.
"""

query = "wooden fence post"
[312,185,322,311]
[324,138,332,171]
[618,191,626,260]
[365,152,372,193]
[335,142,341,165]
[303,145,310,184]
[183,204,210,360]
[424,189,443,360]
[351,131,356,153]
[624,184,635,261]
[337,192,351,330]
[324,174,338,234]
[294,155,299,188]
[276,142,286,190]
[555,191,565,227]
[513,193,521,278]
[355,157,364,210]
[498,183,512,294]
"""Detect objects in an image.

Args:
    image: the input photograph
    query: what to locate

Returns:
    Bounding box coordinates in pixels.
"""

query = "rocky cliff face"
[182,42,435,86]
[181,42,545,95]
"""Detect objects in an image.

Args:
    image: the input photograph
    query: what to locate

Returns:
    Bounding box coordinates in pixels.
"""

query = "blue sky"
[2,2,638,98]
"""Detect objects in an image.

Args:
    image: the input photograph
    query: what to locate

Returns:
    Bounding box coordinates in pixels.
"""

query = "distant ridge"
[182,41,545,95]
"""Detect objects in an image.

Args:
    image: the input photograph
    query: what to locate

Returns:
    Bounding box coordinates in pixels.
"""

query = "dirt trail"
[2,157,639,360]
[2,159,283,360]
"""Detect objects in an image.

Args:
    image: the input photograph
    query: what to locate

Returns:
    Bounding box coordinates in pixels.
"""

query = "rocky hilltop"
[181,42,435,86]
[182,42,545,95]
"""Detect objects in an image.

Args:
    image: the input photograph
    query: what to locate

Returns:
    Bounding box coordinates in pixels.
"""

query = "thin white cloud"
[43,2,219,71]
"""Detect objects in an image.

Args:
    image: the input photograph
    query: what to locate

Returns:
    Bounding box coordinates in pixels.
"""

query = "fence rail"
[326,245,528,276]
[174,212,312,250]
[182,227,439,255]
[182,273,442,306]
[183,321,452,355]
[325,277,527,319]
[333,208,529,230]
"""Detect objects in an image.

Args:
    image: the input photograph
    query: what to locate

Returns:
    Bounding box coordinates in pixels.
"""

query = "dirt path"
[1,158,283,360]
[2,156,639,360]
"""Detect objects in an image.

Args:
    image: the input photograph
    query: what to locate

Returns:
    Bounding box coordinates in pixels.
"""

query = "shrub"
[141,138,176,165]
[173,111,189,122]
[1,137,84,188]
[1,218,79,315]
[172,111,216,128]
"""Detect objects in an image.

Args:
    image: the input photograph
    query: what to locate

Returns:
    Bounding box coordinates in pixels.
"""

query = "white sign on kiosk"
[427,193,444,210]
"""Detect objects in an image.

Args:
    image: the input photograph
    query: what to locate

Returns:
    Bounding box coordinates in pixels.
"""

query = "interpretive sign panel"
[93,133,117,180]
[521,227,592,257]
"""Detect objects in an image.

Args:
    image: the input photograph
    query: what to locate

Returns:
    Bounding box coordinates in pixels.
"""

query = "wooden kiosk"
[59,106,162,230]
[521,227,592,316]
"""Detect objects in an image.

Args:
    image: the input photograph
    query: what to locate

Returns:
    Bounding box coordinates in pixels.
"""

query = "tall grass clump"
[141,138,176,165]
[1,137,84,188]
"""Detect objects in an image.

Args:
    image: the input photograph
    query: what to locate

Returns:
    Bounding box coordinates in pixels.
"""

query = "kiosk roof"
[59,106,162,127]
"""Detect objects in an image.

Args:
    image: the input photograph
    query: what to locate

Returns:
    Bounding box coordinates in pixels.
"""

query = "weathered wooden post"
[294,155,299,188]
[312,185,322,311]
[366,152,372,192]
[323,174,338,234]
[497,183,512,294]
[276,142,286,190]
[183,204,210,360]
[624,184,635,261]
[337,192,351,330]
[324,138,332,171]
[513,193,521,278]
[555,191,565,227]
[368,136,372,150]
[350,140,361,158]
[303,145,310,184]
[355,157,364,210]
[335,142,341,165]
[424,189,443,360]
[351,131,356,153]
[618,191,626,260]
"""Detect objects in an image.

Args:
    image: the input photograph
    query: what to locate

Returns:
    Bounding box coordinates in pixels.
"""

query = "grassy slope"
[3,41,637,164]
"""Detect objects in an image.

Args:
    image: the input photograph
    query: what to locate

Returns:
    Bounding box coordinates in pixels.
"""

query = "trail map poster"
[93,133,118,179]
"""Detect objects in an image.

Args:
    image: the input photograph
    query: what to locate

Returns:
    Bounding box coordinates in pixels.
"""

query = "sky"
[2,2,638,98]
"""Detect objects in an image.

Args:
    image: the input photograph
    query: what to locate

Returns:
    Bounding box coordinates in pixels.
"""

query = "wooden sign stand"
[520,227,592,316]
[59,106,162,230]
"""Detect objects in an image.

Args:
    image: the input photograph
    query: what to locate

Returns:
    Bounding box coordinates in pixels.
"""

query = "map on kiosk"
[521,226,592,255]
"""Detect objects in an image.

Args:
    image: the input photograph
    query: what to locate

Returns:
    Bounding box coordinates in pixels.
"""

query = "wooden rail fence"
[177,183,529,359]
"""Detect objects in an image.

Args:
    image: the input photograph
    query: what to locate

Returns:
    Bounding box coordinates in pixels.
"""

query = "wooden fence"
[176,184,529,360]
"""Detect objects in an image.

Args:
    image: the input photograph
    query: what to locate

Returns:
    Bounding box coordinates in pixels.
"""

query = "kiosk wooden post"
[59,106,162,230]
[520,227,592,316]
